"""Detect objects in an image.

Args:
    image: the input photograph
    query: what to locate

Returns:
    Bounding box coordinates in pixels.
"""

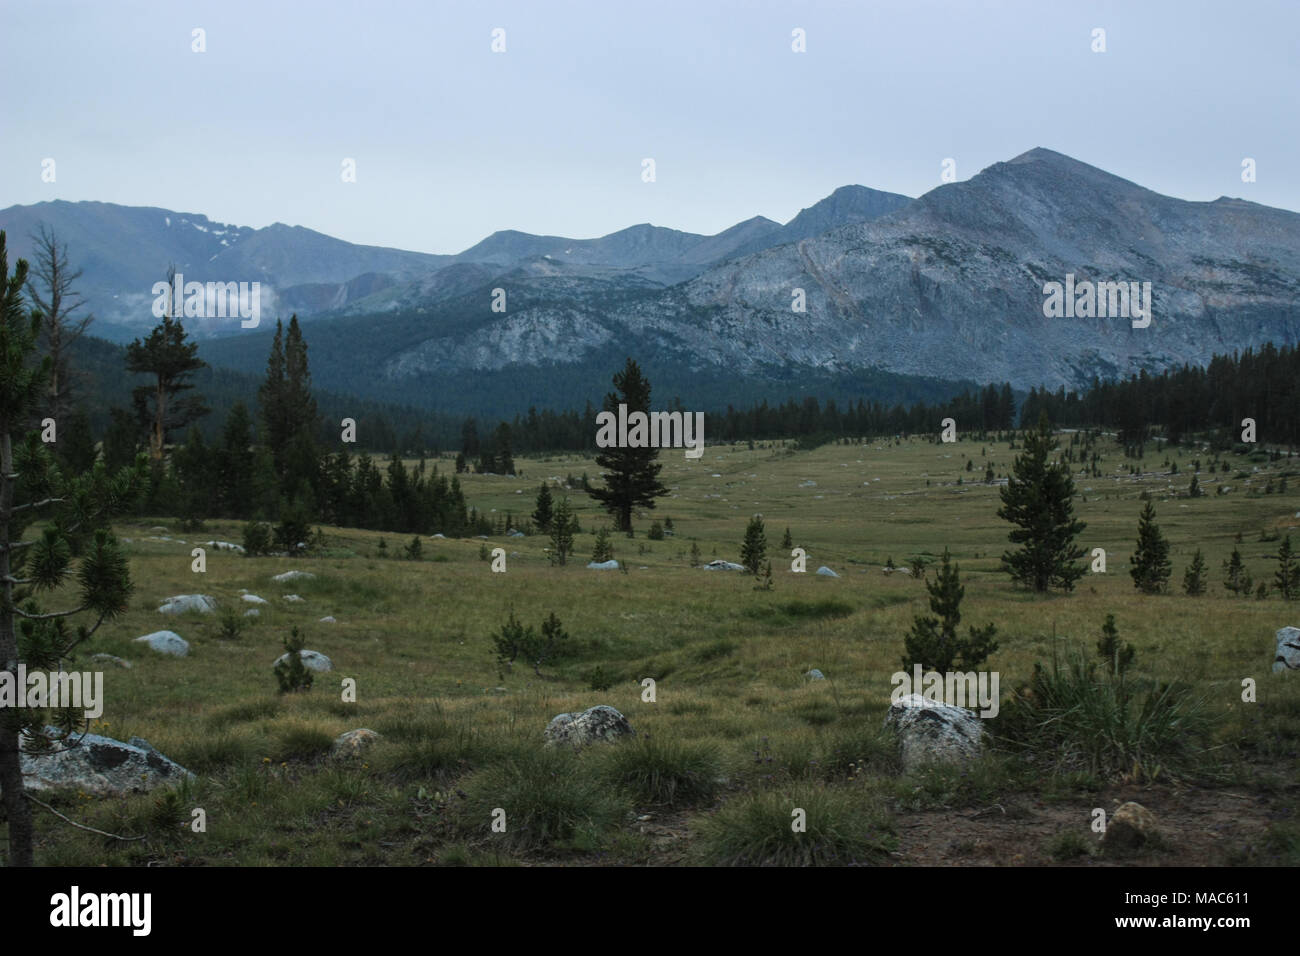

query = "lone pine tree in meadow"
[1129,500,1172,594]
[1275,534,1298,600]
[997,411,1087,592]
[1223,546,1252,596]
[0,232,142,866]
[532,482,553,533]
[740,514,767,575]
[589,358,669,532]
[1182,548,1208,596]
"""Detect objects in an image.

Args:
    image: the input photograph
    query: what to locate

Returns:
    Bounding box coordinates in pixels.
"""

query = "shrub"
[692,783,894,866]
[647,521,664,541]
[598,736,723,807]
[404,535,423,560]
[217,606,247,640]
[994,642,1212,781]
[457,747,630,853]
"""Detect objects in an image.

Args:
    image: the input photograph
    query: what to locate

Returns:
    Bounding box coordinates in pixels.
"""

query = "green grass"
[9,434,1300,865]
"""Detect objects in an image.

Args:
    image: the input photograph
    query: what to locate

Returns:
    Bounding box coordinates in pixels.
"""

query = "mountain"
[245,147,1295,410]
[0,185,910,338]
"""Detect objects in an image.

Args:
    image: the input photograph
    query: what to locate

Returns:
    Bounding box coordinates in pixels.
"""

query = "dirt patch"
[888,784,1295,866]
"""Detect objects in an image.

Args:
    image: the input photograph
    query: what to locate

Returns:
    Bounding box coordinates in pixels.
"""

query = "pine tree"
[1129,501,1172,593]
[901,548,998,673]
[1275,534,1298,600]
[689,540,701,567]
[532,482,553,533]
[591,526,614,563]
[740,514,767,575]
[998,411,1087,592]
[1,231,142,866]
[549,496,576,565]
[588,358,669,531]
[274,627,314,693]
[1096,613,1135,676]
[216,402,255,518]
[1223,547,1252,596]
[404,535,423,560]
[1182,548,1207,596]
[781,527,793,550]
[125,305,208,461]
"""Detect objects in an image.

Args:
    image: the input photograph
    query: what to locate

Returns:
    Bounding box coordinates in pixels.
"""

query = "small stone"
[241,594,269,605]
[272,570,315,583]
[815,566,838,577]
[89,653,132,669]
[134,631,190,657]
[331,728,380,758]
[1274,626,1300,672]
[805,668,826,681]
[544,705,635,748]
[272,649,332,672]
[284,594,304,603]
[1103,802,1159,853]
[319,616,337,623]
[157,594,216,615]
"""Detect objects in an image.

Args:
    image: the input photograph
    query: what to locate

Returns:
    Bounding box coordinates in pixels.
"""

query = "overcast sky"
[5,0,1297,254]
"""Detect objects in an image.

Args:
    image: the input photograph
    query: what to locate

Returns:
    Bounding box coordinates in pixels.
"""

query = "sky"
[4,0,1297,254]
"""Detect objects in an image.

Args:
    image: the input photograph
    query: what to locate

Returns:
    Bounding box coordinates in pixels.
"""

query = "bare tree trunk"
[0,427,36,866]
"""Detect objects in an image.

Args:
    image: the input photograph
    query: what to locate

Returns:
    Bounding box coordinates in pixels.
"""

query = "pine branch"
[24,793,146,842]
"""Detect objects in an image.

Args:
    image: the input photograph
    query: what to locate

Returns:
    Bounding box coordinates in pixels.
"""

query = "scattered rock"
[283,594,304,603]
[432,533,446,539]
[134,631,190,657]
[272,570,315,583]
[587,560,620,570]
[20,729,194,796]
[805,668,826,681]
[244,609,259,618]
[89,653,131,669]
[241,594,269,605]
[815,566,838,577]
[544,704,635,748]
[331,728,380,758]
[319,616,336,623]
[883,694,983,770]
[204,540,245,553]
[157,594,216,615]
[272,649,332,672]
[1103,802,1160,853]
[1274,626,1300,672]
[702,559,745,571]
[507,529,526,538]
[799,480,817,487]
[882,566,912,575]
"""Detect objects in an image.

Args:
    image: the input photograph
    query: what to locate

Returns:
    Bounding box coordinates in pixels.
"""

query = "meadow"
[12,432,1300,866]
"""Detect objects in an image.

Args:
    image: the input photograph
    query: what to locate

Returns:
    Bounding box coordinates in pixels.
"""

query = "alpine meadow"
[1,3,1298,917]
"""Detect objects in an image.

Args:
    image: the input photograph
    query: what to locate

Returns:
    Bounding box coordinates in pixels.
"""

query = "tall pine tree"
[1129,501,1172,593]
[997,411,1086,592]
[589,358,669,532]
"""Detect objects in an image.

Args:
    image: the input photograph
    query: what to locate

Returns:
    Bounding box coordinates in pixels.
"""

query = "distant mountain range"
[4,148,1299,417]
[0,183,911,339]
